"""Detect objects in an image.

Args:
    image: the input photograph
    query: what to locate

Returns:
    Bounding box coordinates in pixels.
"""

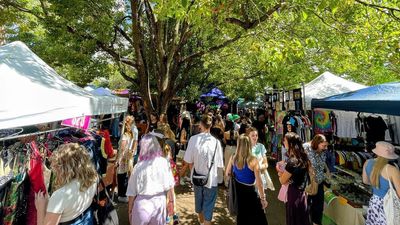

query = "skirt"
[366,195,386,225]
[285,185,310,225]
[236,180,268,225]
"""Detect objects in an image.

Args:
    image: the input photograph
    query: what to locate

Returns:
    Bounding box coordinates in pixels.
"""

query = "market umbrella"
[200,87,227,99]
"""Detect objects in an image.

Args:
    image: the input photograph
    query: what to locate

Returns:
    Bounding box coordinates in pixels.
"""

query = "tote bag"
[383,166,400,225]
[226,173,238,216]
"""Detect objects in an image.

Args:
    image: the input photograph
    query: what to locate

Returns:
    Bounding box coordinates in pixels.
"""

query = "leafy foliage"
[1,0,400,112]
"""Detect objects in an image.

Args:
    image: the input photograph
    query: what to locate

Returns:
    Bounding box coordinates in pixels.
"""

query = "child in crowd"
[162,134,180,225]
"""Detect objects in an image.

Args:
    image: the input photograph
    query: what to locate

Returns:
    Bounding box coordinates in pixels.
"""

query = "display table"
[323,191,365,225]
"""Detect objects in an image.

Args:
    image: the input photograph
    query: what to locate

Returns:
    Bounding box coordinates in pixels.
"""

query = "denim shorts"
[59,207,94,225]
[194,185,218,222]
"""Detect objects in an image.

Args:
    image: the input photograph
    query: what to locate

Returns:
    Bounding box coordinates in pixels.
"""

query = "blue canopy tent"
[311,82,400,116]
[200,87,227,99]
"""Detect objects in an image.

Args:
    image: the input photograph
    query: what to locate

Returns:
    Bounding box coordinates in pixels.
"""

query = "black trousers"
[308,183,324,225]
[117,173,128,197]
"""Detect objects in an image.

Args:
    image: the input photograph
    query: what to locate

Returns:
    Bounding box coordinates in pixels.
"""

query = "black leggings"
[117,173,128,197]
[308,183,324,225]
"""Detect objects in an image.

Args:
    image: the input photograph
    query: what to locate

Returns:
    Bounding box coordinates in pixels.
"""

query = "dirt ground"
[116,166,286,225]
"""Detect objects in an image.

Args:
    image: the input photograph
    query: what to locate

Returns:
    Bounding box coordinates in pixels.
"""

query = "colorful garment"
[314,110,333,134]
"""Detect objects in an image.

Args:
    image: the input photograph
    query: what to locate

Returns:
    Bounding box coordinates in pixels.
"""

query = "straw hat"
[372,141,398,160]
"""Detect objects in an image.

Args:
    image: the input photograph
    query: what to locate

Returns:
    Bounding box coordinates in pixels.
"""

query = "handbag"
[226,172,238,216]
[305,166,318,196]
[277,184,288,202]
[192,142,218,186]
[383,166,400,225]
[92,179,119,225]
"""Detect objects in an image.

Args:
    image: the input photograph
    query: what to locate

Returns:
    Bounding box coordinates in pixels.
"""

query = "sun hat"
[372,141,398,160]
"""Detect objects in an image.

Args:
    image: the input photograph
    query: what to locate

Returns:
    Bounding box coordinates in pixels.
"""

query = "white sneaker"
[118,196,128,203]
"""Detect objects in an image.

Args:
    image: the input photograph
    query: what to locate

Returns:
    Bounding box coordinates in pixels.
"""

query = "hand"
[34,191,48,213]
[260,199,268,209]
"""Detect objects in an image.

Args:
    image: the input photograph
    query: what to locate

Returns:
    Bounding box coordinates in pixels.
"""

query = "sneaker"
[173,214,179,224]
[166,216,171,224]
[118,196,128,203]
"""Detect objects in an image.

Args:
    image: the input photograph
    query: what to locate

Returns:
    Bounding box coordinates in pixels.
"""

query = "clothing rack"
[0,127,71,142]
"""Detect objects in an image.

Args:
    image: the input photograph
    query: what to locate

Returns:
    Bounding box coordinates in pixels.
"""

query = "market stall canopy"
[311,82,400,116]
[305,72,366,109]
[0,41,128,129]
[200,87,227,99]
[90,87,113,96]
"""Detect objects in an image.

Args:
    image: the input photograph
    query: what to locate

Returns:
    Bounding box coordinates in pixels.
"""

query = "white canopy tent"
[0,41,128,129]
[305,72,367,138]
[304,71,367,109]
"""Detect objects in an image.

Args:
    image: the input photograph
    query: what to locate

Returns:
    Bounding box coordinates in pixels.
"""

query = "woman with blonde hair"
[226,135,268,225]
[248,127,274,191]
[363,141,400,224]
[116,115,134,203]
[35,143,98,225]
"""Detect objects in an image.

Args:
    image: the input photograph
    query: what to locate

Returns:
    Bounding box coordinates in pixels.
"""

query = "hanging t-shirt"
[365,116,387,143]
[314,110,333,134]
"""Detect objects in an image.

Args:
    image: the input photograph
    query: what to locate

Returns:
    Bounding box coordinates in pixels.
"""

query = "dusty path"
[116,166,286,225]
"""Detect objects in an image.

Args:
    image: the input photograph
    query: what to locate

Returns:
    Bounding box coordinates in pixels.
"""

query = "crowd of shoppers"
[33,105,400,225]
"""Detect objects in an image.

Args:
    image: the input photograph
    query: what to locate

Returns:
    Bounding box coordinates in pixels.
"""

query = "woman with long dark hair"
[279,132,311,225]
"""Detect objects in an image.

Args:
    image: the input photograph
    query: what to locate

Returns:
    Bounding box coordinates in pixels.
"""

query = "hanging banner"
[62,116,91,130]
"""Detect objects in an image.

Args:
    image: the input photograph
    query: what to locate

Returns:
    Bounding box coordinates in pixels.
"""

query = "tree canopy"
[1,0,399,111]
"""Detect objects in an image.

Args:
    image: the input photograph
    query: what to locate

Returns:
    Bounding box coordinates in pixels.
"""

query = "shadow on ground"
[116,165,286,225]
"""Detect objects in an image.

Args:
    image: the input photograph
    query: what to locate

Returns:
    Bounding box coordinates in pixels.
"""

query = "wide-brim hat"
[372,141,398,160]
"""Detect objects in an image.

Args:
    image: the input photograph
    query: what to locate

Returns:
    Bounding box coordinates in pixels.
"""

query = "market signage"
[61,116,91,130]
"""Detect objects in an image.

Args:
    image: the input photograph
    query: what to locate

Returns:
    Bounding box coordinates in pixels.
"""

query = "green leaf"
[181,0,188,8]
[302,11,308,20]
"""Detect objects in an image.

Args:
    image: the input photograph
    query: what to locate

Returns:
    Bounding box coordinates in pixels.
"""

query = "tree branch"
[66,25,137,68]
[355,0,400,21]
[180,2,284,64]
[118,65,139,85]
[180,34,242,64]
[226,2,283,30]
[0,0,44,19]
[311,11,353,34]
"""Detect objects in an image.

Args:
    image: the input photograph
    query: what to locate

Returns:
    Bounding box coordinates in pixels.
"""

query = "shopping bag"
[277,184,288,203]
[383,166,400,225]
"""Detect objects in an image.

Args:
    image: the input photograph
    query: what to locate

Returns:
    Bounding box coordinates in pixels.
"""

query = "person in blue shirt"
[363,141,400,225]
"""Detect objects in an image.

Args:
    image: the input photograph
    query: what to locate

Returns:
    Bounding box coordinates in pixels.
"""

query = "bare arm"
[279,171,292,185]
[362,160,370,185]
[251,159,265,198]
[389,166,400,198]
[128,196,136,225]
[35,191,61,225]
[250,159,268,209]
[225,155,234,177]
